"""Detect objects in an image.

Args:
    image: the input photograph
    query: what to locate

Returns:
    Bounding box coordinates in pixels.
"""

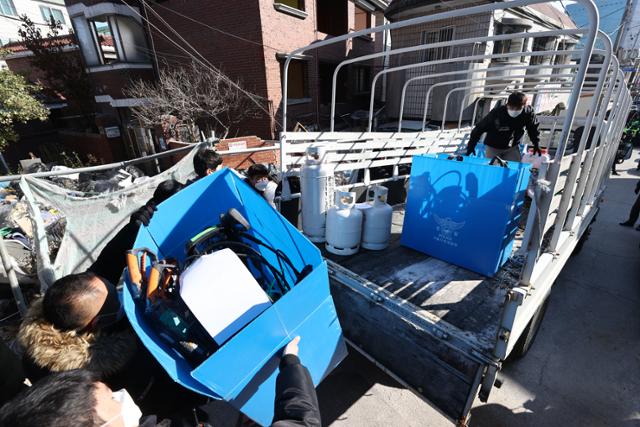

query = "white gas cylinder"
[300,145,334,242]
[326,191,363,256]
[360,186,393,250]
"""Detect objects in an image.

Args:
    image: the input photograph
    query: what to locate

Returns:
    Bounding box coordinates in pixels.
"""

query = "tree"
[125,60,263,140]
[0,54,49,151]
[18,16,95,129]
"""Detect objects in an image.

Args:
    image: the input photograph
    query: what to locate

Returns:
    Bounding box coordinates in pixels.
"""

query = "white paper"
[179,249,272,344]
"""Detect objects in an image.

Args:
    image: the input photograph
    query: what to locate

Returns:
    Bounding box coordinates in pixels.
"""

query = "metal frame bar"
[547,32,613,250]
[455,83,601,131]
[395,58,605,131]
[440,76,602,129]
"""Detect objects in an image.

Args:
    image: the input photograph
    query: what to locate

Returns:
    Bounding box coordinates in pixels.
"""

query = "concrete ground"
[316,153,640,427]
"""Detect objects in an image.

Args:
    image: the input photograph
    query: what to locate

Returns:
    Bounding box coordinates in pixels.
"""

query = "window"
[317,0,348,36]
[0,0,17,17]
[90,17,118,64]
[283,60,308,100]
[354,66,370,94]
[86,15,149,65]
[492,24,527,62]
[278,0,304,10]
[421,27,453,62]
[354,5,371,32]
[40,6,66,24]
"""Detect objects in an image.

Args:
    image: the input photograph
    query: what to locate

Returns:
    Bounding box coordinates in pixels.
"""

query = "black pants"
[627,193,640,224]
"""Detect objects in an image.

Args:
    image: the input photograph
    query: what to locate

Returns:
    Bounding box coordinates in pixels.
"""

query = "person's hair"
[0,370,102,427]
[152,179,184,204]
[507,91,527,107]
[246,163,269,180]
[193,148,222,178]
[43,272,102,331]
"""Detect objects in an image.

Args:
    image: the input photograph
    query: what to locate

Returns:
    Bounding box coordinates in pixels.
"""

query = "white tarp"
[19,146,200,290]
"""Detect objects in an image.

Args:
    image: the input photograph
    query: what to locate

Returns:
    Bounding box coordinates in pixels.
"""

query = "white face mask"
[255,179,269,191]
[507,108,524,118]
[101,389,142,427]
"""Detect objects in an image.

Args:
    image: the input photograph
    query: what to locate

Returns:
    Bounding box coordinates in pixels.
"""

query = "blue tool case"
[401,154,531,277]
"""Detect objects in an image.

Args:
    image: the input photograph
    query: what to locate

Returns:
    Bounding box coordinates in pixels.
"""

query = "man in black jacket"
[0,337,322,427]
[467,91,542,161]
[272,336,321,427]
[620,180,640,230]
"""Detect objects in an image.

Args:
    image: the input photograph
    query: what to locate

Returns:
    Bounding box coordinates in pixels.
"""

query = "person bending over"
[467,91,541,162]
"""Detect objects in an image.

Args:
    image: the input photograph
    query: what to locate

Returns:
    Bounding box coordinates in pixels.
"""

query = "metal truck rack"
[280,0,631,424]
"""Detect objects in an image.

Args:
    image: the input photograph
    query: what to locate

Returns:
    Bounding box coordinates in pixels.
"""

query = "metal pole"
[519,0,599,286]
[566,57,622,229]
[0,237,28,316]
[548,31,613,251]
[392,60,606,131]
[0,140,213,183]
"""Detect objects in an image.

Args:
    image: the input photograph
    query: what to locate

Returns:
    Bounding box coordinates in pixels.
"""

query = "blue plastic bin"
[401,154,531,277]
[123,169,347,426]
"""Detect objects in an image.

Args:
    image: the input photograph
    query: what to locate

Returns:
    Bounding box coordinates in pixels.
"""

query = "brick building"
[63,0,389,158]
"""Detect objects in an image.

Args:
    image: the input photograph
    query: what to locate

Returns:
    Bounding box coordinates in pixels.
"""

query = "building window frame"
[281,57,311,104]
[0,0,17,17]
[420,27,454,62]
[274,0,307,19]
[39,5,66,25]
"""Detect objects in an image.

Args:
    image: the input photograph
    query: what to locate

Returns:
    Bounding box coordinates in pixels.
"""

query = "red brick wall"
[168,136,279,170]
[147,0,271,137]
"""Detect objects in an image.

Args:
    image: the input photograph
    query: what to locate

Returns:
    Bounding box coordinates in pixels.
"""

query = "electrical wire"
[119,1,275,122]
[149,1,282,53]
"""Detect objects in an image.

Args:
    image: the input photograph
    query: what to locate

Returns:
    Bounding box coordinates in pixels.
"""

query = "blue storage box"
[401,154,531,277]
[123,169,347,425]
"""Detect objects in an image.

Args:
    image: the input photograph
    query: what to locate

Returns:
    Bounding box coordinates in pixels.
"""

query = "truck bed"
[322,205,525,421]
[324,205,523,353]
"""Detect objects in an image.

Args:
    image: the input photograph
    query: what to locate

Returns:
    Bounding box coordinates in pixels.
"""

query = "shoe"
[612,171,620,176]
[620,221,634,227]
[636,225,640,231]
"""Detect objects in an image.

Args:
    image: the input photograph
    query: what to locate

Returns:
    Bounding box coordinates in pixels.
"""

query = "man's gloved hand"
[130,201,157,226]
[532,145,542,156]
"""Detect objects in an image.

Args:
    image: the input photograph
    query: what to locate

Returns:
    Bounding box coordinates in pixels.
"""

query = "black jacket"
[468,105,540,153]
[88,221,140,284]
[272,355,321,427]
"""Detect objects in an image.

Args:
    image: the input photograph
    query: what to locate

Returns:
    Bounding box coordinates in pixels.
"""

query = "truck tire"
[509,294,550,360]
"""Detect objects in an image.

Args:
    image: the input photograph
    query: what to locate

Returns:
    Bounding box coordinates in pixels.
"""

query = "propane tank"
[300,146,334,242]
[360,186,393,250]
[326,191,363,256]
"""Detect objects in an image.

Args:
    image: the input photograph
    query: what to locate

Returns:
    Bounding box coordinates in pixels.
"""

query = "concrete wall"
[0,0,72,46]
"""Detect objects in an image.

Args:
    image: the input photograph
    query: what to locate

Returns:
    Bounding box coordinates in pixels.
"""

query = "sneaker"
[636,225,640,231]
[620,221,634,227]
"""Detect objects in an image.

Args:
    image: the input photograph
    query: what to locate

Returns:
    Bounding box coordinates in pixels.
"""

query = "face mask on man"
[507,107,524,118]
[255,178,270,191]
[100,389,142,427]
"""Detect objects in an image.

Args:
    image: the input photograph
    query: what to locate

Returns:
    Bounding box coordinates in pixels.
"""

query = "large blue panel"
[402,155,530,276]
[123,169,346,426]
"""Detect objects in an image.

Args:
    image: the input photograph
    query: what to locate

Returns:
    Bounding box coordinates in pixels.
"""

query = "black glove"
[130,201,157,226]
[532,145,542,156]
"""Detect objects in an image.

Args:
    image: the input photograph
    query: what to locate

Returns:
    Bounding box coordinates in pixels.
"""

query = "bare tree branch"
[125,60,263,141]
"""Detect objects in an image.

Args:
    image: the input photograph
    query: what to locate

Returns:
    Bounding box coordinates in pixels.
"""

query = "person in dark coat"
[0,337,322,427]
[620,180,640,231]
[467,91,541,161]
[272,336,321,427]
[0,339,27,406]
